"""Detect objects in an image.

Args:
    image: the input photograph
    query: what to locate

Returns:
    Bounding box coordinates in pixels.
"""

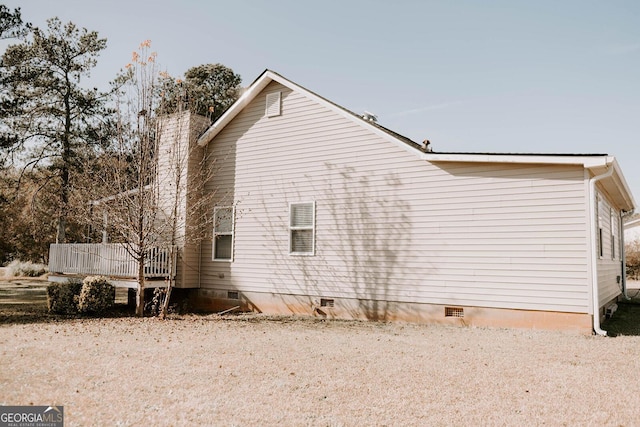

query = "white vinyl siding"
[213,207,234,261]
[201,80,592,314]
[289,202,315,255]
[155,112,210,287]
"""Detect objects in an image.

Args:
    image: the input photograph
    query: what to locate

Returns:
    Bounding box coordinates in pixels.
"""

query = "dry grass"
[1,278,640,426]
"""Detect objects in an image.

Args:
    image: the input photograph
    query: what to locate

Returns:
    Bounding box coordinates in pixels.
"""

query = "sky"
[3,0,640,202]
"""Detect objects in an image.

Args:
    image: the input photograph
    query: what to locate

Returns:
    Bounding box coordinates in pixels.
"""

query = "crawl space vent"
[445,307,464,318]
[265,91,281,117]
[227,291,239,300]
[320,298,335,308]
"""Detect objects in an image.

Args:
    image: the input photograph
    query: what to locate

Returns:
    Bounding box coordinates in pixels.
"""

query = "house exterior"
[49,69,636,334]
[188,69,635,334]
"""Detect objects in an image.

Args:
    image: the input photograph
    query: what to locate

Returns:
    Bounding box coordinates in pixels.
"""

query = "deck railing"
[48,243,176,278]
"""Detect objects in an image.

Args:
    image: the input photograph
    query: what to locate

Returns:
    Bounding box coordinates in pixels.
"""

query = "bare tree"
[94,41,215,316]
[92,40,163,316]
[154,111,214,318]
[626,238,640,281]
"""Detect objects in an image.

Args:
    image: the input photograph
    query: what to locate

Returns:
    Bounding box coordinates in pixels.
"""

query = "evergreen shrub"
[46,280,82,314]
[78,276,115,314]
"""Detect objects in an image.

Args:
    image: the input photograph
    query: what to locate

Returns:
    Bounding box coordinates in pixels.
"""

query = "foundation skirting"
[189,288,593,333]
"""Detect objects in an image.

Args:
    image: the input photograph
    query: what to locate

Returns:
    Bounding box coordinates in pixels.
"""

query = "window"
[213,207,234,261]
[598,228,603,258]
[289,202,315,255]
[597,195,605,259]
[597,195,618,260]
[265,91,281,117]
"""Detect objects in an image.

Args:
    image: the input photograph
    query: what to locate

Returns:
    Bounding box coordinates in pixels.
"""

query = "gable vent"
[265,91,281,117]
[445,307,464,318]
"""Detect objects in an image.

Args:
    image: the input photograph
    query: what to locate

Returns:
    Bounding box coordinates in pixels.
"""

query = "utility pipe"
[589,165,615,336]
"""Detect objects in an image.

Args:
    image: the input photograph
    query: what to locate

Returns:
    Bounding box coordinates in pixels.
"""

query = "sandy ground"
[1,272,640,426]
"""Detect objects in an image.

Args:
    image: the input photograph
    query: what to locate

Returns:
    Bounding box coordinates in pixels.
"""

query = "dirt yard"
[1,274,640,426]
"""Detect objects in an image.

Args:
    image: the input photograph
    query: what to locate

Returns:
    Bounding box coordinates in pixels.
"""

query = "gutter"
[588,166,615,336]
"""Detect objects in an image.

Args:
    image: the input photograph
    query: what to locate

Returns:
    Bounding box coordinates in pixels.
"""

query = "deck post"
[102,211,108,243]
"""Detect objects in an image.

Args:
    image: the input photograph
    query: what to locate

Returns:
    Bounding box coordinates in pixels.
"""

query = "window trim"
[213,206,234,262]
[289,201,315,256]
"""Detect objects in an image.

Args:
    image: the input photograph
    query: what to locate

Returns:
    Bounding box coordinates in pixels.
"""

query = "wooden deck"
[48,243,176,288]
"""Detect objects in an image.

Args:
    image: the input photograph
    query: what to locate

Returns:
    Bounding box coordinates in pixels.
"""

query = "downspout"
[589,165,614,336]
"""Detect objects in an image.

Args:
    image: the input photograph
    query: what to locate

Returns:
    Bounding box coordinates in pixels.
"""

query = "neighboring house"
[50,70,636,334]
[624,214,640,282]
[624,214,640,243]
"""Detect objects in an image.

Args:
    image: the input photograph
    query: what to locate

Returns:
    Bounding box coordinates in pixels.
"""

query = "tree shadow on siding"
[254,183,318,313]
[324,163,412,321]
[254,162,412,321]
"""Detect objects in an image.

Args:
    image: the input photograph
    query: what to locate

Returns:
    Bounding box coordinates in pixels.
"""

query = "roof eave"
[196,69,425,156]
[422,152,611,167]
[197,69,274,147]
[609,158,636,211]
[194,69,635,211]
[424,153,635,210]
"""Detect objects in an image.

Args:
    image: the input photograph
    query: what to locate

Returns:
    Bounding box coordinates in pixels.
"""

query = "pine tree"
[0,18,112,243]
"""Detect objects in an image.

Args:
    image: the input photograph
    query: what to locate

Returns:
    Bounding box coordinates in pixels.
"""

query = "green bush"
[46,280,82,314]
[6,259,48,277]
[78,276,115,314]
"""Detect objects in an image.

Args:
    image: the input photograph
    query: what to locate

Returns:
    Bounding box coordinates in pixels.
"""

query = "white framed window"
[611,209,619,260]
[289,201,315,255]
[213,206,234,261]
[265,91,281,117]
[597,194,618,260]
[597,195,605,259]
